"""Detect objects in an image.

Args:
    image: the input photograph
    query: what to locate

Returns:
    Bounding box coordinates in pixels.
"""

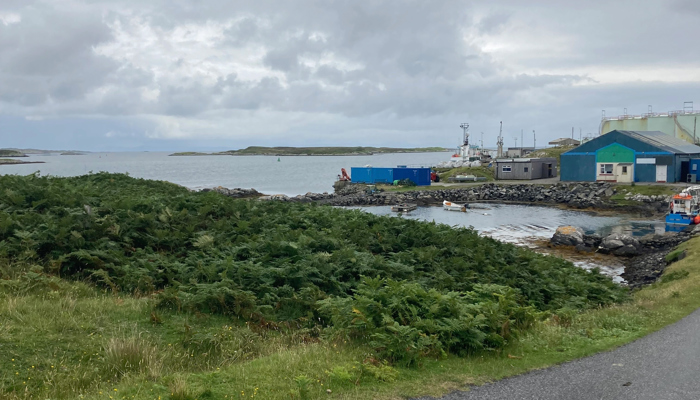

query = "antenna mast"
[497,121,504,158]
[459,123,469,146]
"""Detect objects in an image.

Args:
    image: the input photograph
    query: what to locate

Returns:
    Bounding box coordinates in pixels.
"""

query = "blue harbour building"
[561,130,700,183]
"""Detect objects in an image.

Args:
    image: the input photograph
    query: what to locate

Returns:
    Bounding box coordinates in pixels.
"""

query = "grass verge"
[609,184,678,206]
[529,146,576,164]
[434,166,495,182]
[1,236,699,400]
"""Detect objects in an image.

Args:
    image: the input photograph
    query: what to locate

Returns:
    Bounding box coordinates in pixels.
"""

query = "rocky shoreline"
[550,225,699,288]
[224,182,671,216]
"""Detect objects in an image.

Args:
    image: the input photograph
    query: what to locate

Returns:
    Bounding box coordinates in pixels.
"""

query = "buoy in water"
[277,157,280,162]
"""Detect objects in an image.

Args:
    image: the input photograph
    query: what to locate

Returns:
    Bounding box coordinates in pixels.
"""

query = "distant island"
[0,149,28,157]
[0,159,45,165]
[0,148,88,156]
[170,146,451,157]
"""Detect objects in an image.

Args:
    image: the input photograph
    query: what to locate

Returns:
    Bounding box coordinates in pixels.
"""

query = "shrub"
[665,249,686,264]
[318,278,542,364]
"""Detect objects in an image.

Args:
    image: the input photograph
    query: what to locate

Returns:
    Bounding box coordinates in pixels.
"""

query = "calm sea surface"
[0,151,448,196]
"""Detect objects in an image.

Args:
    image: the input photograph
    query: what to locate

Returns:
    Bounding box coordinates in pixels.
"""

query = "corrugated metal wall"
[349,167,430,185]
[350,167,373,183]
[372,168,394,183]
[393,167,431,186]
[596,143,634,163]
[561,154,596,181]
[635,164,656,182]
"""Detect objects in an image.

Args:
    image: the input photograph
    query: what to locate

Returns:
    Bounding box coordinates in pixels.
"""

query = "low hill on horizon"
[171,146,451,156]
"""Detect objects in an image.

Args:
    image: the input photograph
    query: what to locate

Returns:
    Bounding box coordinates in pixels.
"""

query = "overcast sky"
[1,0,699,152]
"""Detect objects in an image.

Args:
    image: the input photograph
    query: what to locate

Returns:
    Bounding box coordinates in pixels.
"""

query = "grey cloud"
[1,0,699,151]
[0,3,118,108]
[477,11,511,34]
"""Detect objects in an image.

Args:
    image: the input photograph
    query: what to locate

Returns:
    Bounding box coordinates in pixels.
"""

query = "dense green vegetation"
[0,173,631,398]
[0,149,27,157]
[171,146,450,156]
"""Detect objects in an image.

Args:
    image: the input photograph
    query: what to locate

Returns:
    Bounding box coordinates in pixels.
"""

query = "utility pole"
[480,132,484,151]
[571,127,574,139]
[579,128,582,144]
[514,137,519,157]
[521,129,524,155]
[533,130,536,150]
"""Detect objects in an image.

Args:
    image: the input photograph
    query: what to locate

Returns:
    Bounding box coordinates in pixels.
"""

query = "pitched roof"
[617,130,700,154]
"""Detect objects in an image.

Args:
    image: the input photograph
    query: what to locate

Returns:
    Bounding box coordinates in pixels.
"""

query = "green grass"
[529,146,576,164]
[434,166,495,181]
[2,173,700,399]
[609,184,678,205]
[3,237,700,399]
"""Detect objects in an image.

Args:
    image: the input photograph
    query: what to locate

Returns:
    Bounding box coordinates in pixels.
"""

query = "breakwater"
[213,182,672,215]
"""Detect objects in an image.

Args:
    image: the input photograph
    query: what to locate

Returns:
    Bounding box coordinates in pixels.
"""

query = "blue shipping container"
[372,168,394,183]
[350,167,373,183]
[350,167,431,185]
[393,167,432,186]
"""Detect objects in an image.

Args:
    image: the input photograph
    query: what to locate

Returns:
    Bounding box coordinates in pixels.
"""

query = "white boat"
[443,200,467,212]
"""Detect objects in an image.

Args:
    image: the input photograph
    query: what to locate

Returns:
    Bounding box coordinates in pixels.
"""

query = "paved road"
[426,307,700,400]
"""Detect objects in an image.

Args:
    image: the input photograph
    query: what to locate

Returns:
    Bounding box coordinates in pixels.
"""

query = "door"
[616,164,633,183]
[656,165,667,182]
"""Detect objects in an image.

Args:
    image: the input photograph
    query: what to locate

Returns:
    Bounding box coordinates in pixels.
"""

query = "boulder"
[599,233,641,256]
[551,226,585,246]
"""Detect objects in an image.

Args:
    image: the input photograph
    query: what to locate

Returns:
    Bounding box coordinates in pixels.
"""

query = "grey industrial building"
[505,147,536,157]
[495,157,558,180]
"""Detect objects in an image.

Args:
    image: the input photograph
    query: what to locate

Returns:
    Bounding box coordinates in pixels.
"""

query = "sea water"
[0,151,448,196]
[354,204,665,283]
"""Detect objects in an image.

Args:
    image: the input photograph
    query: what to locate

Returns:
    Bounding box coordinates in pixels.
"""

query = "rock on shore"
[205,182,673,216]
[550,224,699,288]
[203,187,262,198]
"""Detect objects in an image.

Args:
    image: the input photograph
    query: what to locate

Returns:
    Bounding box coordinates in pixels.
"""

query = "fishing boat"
[443,200,467,212]
[666,186,700,225]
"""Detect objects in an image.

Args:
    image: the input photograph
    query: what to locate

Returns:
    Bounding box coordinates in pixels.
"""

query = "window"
[622,166,628,175]
[599,164,613,174]
[694,164,698,171]
[502,165,512,172]
[524,167,529,172]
